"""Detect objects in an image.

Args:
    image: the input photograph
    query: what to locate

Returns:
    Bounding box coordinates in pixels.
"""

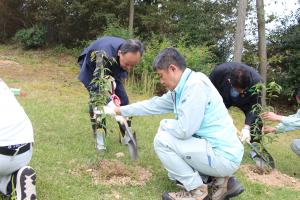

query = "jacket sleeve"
[209,67,223,90]
[241,95,259,126]
[120,91,174,116]
[159,83,208,139]
[209,64,231,107]
[244,111,258,126]
[240,93,261,126]
[241,68,262,126]
[276,109,300,133]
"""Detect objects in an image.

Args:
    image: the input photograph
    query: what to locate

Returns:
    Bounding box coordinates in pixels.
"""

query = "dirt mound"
[240,164,300,191]
[85,159,152,186]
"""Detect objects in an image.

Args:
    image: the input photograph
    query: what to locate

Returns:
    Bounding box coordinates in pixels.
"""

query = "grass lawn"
[0,45,299,200]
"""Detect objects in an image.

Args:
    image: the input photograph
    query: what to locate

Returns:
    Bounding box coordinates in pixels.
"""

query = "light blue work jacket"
[276,109,300,133]
[121,68,244,163]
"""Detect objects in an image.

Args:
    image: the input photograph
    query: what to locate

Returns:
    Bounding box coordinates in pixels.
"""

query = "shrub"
[14,25,47,49]
[127,35,217,95]
[177,44,216,75]
[268,22,300,99]
[127,35,171,96]
[102,23,131,40]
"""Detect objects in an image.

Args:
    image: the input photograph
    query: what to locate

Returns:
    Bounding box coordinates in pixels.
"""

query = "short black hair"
[230,66,251,89]
[152,47,186,71]
[119,39,144,55]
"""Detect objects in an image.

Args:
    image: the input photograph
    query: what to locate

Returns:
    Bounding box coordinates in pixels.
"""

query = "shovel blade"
[128,140,138,160]
[249,142,275,169]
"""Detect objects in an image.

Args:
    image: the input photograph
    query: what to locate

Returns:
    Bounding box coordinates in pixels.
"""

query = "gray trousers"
[0,147,32,195]
[291,139,300,157]
[153,129,239,191]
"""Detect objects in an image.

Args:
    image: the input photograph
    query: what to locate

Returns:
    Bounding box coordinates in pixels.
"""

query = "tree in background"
[0,0,129,46]
[129,0,134,37]
[268,11,300,100]
[233,0,248,62]
[241,1,299,102]
[2,0,299,101]
[1,0,239,63]
[163,0,238,63]
[256,0,268,106]
[0,0,37,43]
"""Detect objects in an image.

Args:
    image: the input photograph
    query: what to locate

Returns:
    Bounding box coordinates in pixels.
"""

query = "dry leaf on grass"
[115,152,125,158]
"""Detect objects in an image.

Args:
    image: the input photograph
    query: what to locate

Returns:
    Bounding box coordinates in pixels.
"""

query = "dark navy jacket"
[78,36,129,105]
[209,62,263,126]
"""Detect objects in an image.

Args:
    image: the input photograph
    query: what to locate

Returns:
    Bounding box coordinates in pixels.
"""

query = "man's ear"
[117,50,121,57]
[169,64,177,72]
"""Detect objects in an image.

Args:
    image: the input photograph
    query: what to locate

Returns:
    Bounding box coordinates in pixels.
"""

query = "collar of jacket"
[172,68,193,115]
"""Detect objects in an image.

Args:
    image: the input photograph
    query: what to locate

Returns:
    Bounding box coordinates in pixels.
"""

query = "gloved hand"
[112,78,116,91]
[103,106,116,116]
[103,100,116,116]
[115,115,126,124]
[239,126,251,143]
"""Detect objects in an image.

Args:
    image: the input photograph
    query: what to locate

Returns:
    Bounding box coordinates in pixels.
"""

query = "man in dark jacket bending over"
[209,62,263,144]
[78,36,144,151]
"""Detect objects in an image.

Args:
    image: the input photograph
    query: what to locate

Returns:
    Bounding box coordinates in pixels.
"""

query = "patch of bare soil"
[0,60,22,67]
[0,60,25,80]
[85,159,152,186]
[240,164,300,191]
[0,59,76,82]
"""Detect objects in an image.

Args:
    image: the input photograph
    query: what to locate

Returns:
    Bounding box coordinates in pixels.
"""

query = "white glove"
[103,101,116,116]
[112,79,116,91]
[115,115,126,124]
[239,126,251,143]
[110,77,116,94]
[103,106,116,116]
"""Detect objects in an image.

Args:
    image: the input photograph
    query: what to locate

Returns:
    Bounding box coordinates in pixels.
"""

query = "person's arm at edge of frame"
[262,109,300,133]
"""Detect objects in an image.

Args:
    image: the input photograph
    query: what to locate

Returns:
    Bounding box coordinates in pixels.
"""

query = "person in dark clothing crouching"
[209,62,263,144]
[209,62,264,198]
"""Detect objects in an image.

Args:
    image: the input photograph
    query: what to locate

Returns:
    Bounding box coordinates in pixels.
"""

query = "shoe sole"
[16,166,37,200]
[224,186,244,200]
[162,192,209,200]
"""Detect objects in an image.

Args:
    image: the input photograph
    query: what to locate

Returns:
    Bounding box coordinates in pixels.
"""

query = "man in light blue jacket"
[262,87,300,157]
[112,48,244,200]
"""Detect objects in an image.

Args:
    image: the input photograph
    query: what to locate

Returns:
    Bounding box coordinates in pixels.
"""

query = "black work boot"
[225,176,244,199]
[211,176,244,200]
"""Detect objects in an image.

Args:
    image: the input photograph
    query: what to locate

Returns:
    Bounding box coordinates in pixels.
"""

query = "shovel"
[103,95,138,160]
[93,106,138,160]
[115,116,138,160]
[247,141,275,169]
